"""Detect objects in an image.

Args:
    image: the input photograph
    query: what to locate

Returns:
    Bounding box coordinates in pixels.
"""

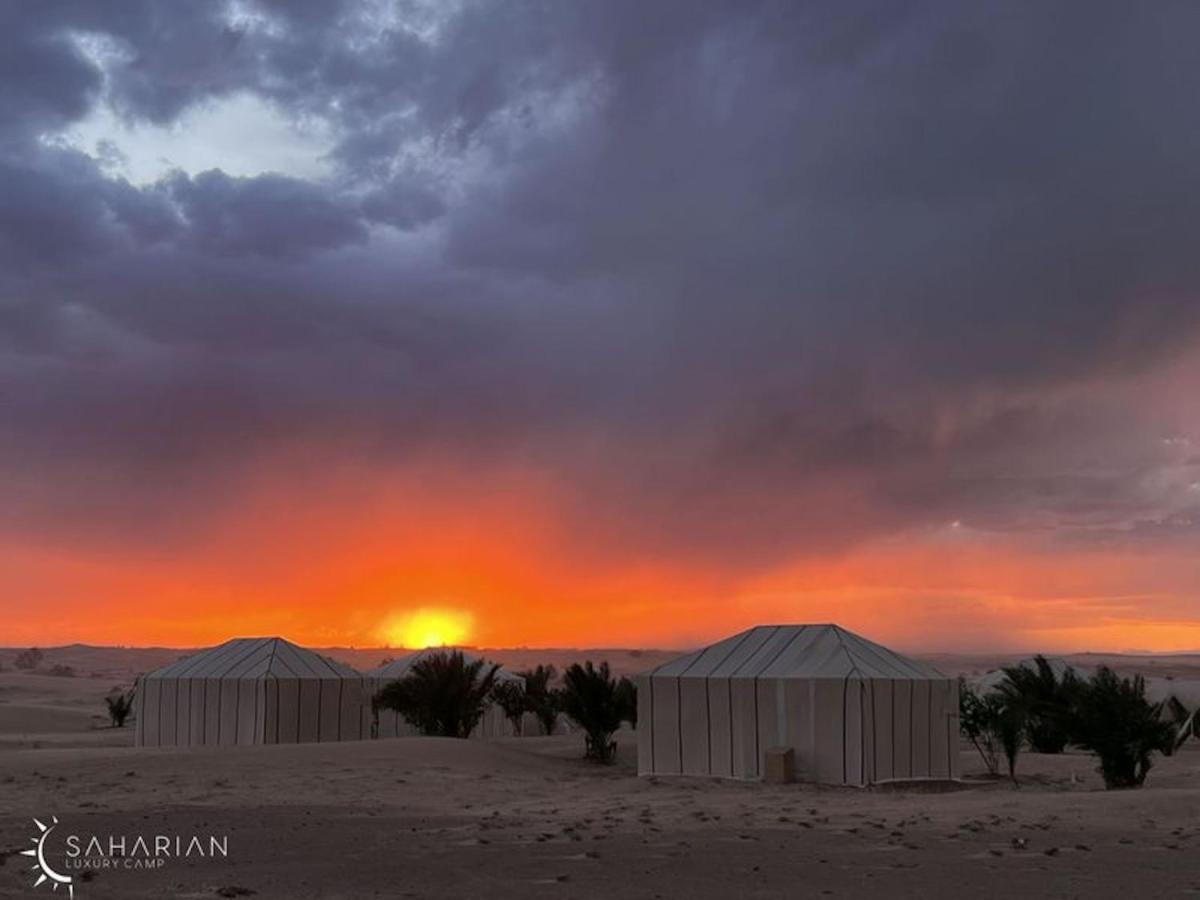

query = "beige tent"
[135,637,370,747]
[637,624,960,785]
[368,648,525,739]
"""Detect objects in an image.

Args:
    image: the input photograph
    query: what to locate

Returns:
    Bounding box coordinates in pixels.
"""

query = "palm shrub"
[959,681,1024,784]
[489,680,528,736]
[995,656,1079,753]
[1071,667,1175,789]
[615,676,637,728]
[561,661,623,763]
[994,700,1025,785]
[105,689,136,727]
[374,650,499,739]
[959,681,1002,776]
[516,664,560,736]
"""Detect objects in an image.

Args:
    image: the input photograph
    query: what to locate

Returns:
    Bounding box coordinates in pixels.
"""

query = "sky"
[2,1,1199,653]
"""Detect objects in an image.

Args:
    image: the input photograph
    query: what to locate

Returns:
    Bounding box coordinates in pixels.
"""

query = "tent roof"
[368,647,523,684]
[648,624,944,680]
[145,637,362,680]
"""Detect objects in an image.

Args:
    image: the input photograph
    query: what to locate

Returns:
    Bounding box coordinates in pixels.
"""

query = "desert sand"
[1,647,1199,899]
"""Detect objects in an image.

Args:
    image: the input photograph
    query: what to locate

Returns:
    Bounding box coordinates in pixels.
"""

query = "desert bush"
[959,680,1024,784]
[1071,667,1175,789]
[516,664,560,736]
[374,650,499,739]
[14,647,43,670]
[615,676,637,728]
[959,681,1002,776]
[105,690,136,728]
[995,656,1079,753]
[560,661,623,763]
[489,679,528,735]
[47,664,75,677]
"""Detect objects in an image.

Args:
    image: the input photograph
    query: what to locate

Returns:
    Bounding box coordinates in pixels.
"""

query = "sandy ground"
[1,654,1199,899]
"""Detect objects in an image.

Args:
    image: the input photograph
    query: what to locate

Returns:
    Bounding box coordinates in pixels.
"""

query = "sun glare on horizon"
[379,607,474,649]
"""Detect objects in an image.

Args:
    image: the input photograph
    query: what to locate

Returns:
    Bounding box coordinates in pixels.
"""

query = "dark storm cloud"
[164,170,368,257]
[1,0,1199,560]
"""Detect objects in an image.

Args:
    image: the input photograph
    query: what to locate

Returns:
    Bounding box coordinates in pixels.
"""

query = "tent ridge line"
[840,629,907,679]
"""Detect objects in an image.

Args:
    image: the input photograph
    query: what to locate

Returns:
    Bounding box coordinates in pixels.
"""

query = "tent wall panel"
[379,704,397,737]
[893,679,912,778]
[929,680,950,779]
[158,678,177,746]
[204,678,222,745]
[277,678,301,743]
[637,676,653,774]
[861,678,877,784]
[845,680,864,786]
[318,679,341,742]
[134,686,143,746]
[234,680,257,745]
[729,678,759,778]
[263,678,279,744]
[911,681,931,778]
[811,679,844,784]
[217,679,239,745]
[175,680,188,745]
[340,681,364,741]
[707,676,733,777]
[141,679,160,747]
[947,680,962,779]
[651,675,682,774]
[189,679,206,745]
[680,678,711,775]
[175,678,191,746]
[475,704,514,740]
[782,679,814,780]
[871,679,894,781]
[394,716,415,738]
[297,679,320,743]
[753,678,780,776]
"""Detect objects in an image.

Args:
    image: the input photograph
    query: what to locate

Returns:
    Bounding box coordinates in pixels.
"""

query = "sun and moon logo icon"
[19,817,75,898]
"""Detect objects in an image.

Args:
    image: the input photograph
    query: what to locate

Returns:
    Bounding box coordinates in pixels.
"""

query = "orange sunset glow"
[3,453,1198,654]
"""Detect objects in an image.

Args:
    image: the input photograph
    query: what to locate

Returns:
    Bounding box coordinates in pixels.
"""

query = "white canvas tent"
[135,637,370,747]
[638,624,961,785]
[368,648,526,739]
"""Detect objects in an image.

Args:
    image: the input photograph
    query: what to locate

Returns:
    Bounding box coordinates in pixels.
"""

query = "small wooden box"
[763,746,795,784]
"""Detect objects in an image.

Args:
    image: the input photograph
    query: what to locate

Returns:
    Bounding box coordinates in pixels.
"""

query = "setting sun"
[379,607,474,649]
